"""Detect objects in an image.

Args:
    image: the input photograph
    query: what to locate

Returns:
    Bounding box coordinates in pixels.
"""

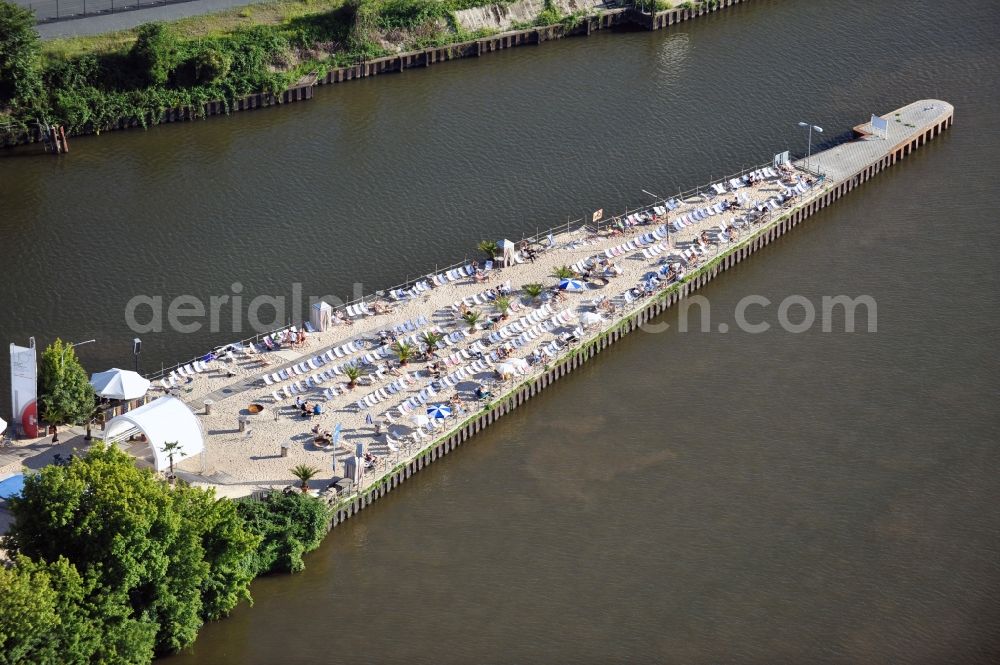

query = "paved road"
[14,0,272,39]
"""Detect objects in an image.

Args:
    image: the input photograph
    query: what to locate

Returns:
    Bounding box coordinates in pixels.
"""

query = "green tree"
[0,555,120,665]
[130,22,180,86]
[39,338,96,426]
[189,43,230,84]
[3,444,257,657]
[236,490,330,575]
[170,484,258,621]
[0,1,41,108]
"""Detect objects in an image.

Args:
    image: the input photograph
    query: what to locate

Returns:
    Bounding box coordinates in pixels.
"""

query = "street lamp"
[797,121,823,171]
[132,338,142,373]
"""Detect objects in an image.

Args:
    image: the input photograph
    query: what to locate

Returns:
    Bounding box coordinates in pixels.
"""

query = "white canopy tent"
[0,415,7,434]
[310,301,334,332]
[499,239,517,267]
[104,397,204,472]
[90,368,151,400]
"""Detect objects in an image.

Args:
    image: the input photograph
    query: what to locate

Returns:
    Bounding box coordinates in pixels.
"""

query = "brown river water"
[1,0,998,662]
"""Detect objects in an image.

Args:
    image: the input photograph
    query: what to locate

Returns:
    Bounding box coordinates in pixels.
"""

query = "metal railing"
[145,158,809,382]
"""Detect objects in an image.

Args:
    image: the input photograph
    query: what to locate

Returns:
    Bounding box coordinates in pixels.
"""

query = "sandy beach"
[129,162,824,497]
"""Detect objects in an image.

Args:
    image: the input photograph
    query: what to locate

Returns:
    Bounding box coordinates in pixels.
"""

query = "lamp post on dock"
[797,122,823,172]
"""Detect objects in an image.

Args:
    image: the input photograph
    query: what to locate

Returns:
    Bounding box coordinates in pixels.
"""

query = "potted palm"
[394,341,415,366]
[290,464,320,493]
[476,240,499,261]
[462,310,482,332]
[343,365,361,389]
[421,331,443,356]
[160,440,186,482]
[494,296,512,320]
[522,283,543,302]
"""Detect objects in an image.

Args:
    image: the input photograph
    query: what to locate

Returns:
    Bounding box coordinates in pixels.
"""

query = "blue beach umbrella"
[331,423,342,447]
[559,278,587,292]
[427,404,452,420]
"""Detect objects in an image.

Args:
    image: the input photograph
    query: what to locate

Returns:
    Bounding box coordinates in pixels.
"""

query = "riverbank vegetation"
[0,444,331,663]
[0,0,528,136]
[0,0,723,139]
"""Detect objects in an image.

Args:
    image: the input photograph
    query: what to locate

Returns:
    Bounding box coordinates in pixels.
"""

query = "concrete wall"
[455,0,604,33]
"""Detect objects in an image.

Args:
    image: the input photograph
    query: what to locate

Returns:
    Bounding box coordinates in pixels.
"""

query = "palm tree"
[494,296,512,319]
[343,365,361,389]
[394,341,415,365]
[552,265,576,279]
[522,283,544,301]
[421,331,443,356]
[160,440,186,477]
[476,240,499,261]
[290,464,320,492]
[462,310,482,332]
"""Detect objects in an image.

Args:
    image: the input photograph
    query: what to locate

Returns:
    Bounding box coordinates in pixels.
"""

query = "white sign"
[10,339,38,438]
[592,209,604,223]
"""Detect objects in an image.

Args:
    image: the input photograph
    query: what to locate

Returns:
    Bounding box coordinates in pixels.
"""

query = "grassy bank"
[3,0,610,137]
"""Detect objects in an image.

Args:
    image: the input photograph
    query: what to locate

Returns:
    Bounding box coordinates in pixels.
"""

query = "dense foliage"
[0,445,334,663]
[0,1,41,108]
[237,489,331,574]
[0,0,584,138]
[0,445,263,661]
[38,338,95,426]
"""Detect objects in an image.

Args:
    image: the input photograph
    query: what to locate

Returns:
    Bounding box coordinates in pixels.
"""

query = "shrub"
[236,491,330,575]
[0,1,42,107]
[188,43,232,85]
[130,23,180,86]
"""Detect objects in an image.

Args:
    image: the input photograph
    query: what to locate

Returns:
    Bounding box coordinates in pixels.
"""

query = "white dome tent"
[103,397,204,473]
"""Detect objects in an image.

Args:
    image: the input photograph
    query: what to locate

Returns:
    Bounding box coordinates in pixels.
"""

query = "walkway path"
[22,0,272,40]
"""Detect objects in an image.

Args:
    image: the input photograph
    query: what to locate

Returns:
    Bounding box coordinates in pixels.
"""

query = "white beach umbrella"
[411,413,431,428]
[580,312,603,327]
[495,362,517,378]
[89,368,151,400]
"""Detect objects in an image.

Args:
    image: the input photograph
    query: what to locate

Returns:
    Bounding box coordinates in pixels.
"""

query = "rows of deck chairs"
[355,373,418,410]
[160,359,213,389]
[672,201,735,231]
[487,304,555,343]
[389,262,499,302]
[430,358,493,392]
[450,281,512,312]
[487,308,574,352]
[723,167,781,191]
[387,315,430,337]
